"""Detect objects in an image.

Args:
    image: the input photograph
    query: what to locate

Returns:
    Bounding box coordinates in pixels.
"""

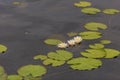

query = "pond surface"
[0,0,120,80]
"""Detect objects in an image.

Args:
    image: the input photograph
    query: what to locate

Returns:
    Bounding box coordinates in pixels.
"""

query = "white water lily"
[74,36,83,43]
[57,42,68,48]
[68,39,76,46]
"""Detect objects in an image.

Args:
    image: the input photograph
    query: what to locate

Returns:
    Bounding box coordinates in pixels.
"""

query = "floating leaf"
[81,7,101,14]
[67,57,102,70]
[8,75,22,80]
[74,1,92,7]
[104,48,120,58]
[34,55,47,60]
[103,9,120,14]
[67,32,78,37]
[0,44,7,53]
[84,22,107,31]
[44,39,62,45]
[17,65,47,77]
[81,49,106,58]
[89,43,104,49]
[43,59,65,67]
[100,40,111,44]
[0,66,7,80]
[79,31,102,40]
[48,50,73,61]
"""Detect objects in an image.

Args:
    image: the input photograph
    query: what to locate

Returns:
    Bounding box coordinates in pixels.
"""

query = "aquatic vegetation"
[81,49,106,58]
[44,39,62,45]
[34,55,47,60]
[79,31,102,40]
[57,42,68,49]
[17,65,47,77]
[8,75,22,80]
[84,22,107,31]
[81,8,101,14]
[103,9,120,14]
[67,32,78,37]
[0,66,7,80]
[67,57,102,70]
[74,1,92,8]
[100,40,111,44]
[73,36,83,43]
[104,48,120,58]
[89,43,104,49]
[67,39,76,46]
[0,44,7,53]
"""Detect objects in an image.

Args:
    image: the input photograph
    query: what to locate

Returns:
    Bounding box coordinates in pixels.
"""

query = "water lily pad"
[48,50,73,61]
[74,1,92,7]
[100,40,111,44]
[84,22,107,31]
[34,55,47,60]
[103,9,120,14]
[0,66,7,80]
[8,75,22,80]
[81,7,101,14]
[43,59,65,67]
[0,44,7,53]
[67,57,102,70]
[79,31,102,40]
[44,39,62,45]
[81,49,106,58]
[104,48,120,58]
[89,43,104,49]
[17,65,47,77]
[67,32,78,37]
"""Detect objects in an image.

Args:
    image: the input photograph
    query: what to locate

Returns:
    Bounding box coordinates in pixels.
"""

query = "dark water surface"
[0,0,120,80]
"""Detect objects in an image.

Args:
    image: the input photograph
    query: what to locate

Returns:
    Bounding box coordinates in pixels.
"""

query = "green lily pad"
[81,49,106,58]
[34,55,47,60]
[67,57,102,70]
[43,59,65,67]
[89,43,104,49]
[17,65,47,77]
[44,39,62,45]
[74,1,92,7]
[81,7,101,14]
[79,31,102,40]
[0,66,7,80]
[48,50,73,61]
[104,48,120,58]
[67,32,78,37]
[103,9,120,14]
[0,44,7,53]
[84,22,107,31]
[8,75,22,80]
[100,40,111,44]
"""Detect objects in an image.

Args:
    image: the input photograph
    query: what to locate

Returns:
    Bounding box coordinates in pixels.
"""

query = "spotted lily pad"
[34,55,47,60]
[104,48,120,58]
[0,66,7,80]
[44,39,62,45]
[67,57,102,70]
[79,31,102,40]
[81,8,101,14]
[8,75,22,80]
[84,22,107,31]
[89,43,104,49]
[100,40,111,44]
[0,44,7,53]
[74,1,92,7]
[81,49,106,58]
[103,9,120,14]
[17,65,47,77]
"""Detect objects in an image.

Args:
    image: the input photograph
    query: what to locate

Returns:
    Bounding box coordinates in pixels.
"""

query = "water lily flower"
[68,39,76,46]
[57,42,68,48]
[74,36,83,43]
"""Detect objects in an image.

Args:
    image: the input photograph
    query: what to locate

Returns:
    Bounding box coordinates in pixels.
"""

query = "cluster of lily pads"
[74,1,120,15]
[0,0,120,80]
